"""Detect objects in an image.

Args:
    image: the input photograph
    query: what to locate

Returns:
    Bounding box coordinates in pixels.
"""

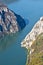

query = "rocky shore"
[21,17,43,49]
[21,17,43,65]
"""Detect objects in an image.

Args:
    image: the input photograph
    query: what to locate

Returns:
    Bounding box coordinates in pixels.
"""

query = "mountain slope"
[27,33,43,65]
[21,17,43,49]
[0,3,26,37]
[21,17,43,65]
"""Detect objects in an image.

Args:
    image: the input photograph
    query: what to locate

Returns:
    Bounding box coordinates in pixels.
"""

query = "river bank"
[21,17,43,49]
[21,17,43,65]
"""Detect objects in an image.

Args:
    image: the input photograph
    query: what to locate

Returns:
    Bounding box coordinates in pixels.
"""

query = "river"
[0,0,43,65]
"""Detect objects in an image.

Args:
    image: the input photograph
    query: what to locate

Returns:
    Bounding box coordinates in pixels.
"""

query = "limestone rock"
[0,3,26,37]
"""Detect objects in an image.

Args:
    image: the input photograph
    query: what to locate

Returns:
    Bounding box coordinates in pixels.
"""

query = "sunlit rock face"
[21,17,43,49]
[0,3,26,37]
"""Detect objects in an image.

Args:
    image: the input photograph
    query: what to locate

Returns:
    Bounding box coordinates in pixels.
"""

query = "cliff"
[21,17,43,49]
[26,33,43,65]
[0,3,26,37]
[21,17,43,65]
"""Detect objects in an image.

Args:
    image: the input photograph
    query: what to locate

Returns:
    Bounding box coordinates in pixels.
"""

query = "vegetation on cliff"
[26,33,43,65]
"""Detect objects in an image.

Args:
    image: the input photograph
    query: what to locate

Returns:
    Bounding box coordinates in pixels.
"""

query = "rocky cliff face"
[21,17,43,49]
[0,3,26,37]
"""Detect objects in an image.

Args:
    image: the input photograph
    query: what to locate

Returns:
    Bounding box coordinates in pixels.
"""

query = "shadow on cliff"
[11,10,29,30]
[14,12,26,30]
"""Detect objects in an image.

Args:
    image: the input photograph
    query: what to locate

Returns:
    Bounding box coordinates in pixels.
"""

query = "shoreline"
[21,16,43,49]
[21,17,43,65]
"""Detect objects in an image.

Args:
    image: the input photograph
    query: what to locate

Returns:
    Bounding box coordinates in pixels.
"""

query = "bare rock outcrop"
[0,3,26,37]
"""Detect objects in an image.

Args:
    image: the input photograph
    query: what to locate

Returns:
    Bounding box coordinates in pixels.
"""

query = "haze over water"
[0,0,43,65]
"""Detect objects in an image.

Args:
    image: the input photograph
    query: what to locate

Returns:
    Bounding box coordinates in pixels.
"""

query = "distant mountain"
[0,3,26,37]
[0,0,19,4]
